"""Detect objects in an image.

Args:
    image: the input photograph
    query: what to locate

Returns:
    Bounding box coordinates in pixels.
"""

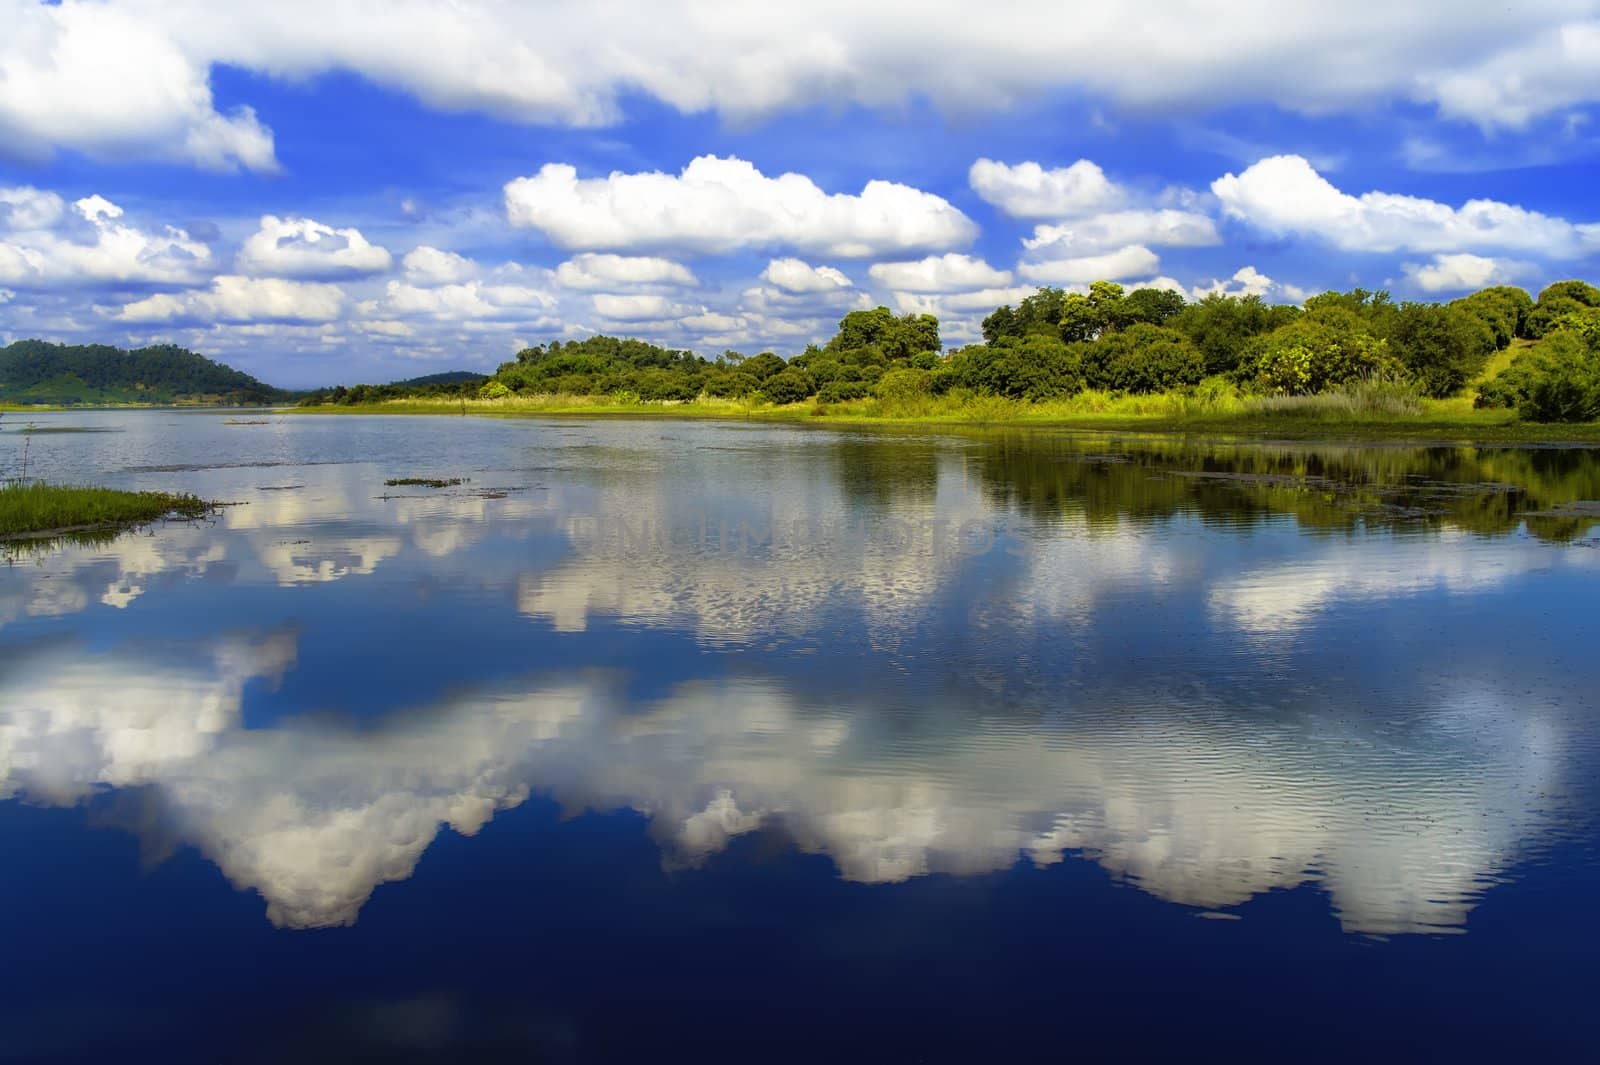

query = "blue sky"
[3,1,1600,387]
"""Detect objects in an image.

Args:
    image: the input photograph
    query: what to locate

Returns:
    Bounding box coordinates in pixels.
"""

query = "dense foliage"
[1477,307,1600,422]
[0,340,283,405]
[299,275,1600,425]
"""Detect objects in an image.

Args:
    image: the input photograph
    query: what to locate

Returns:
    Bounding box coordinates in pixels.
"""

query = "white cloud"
[1017,245,1162,284]
[1403,253,1527,294]
[1213,154,1600,258]
[0,0,276,171]
[761,258,854,294]
[381,279,556,321]
[356,319,415,338]
[4,3,1599,175]
[555,253,698,290]
[1021,210,1220,256]
[0,186,68,230]
[504,155,977,257]
[0,187,211,287]
[401,246,478,285]
[1189,265,1287,301]
[591,293,681,321]
[969,159,1125,218]
[868,254,1013,293]
[1421,21,1600,129]
[236,215,392,278]
[116,276,346,323]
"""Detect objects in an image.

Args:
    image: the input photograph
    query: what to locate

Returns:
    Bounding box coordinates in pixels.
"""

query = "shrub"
[818,380,871,402]
[1476,329,1600,422]
[1386,303,1497,398]
[1083,323,1205,393]
[1240,308,1400,394]
[962,334,1085,400]
[874,367,933,402]
[763,367,816,404]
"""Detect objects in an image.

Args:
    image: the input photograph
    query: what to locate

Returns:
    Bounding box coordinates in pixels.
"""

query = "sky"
[3,2,1600,387]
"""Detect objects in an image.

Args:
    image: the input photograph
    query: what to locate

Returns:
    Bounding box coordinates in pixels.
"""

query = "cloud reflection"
[0,632,1576,935]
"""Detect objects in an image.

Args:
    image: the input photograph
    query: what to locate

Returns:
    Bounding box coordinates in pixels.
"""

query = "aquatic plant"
[0,482,213,539]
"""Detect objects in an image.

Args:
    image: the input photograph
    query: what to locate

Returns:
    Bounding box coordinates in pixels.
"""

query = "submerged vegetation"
[0,482,214,540]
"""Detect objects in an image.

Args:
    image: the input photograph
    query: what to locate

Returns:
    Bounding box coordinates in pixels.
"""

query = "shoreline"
[277,398,1600,446]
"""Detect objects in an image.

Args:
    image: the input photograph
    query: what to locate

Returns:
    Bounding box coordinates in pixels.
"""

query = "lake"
[3,409,1598,1062]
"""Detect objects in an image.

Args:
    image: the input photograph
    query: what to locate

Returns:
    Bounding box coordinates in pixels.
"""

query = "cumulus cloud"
[1420,20,1600,130]
[591,293,680,321]
[1403,253,1527,294]
[0,187,211,287]
[401,246,478,285]
[116,276,346,323]
[761,258,854,294]
[1213,154,1600,257]
[969,159,1125,219]
[0,0,276,171]
[868,254,1013,293]
[1017,245,1162,284]
[1188,265,1307,302]
[380,279,556,321]
[555,253,698,290]
[504,155,977,257]
[3,3,1598,174]
[236,215,392,278]
[1021,210,1220,257]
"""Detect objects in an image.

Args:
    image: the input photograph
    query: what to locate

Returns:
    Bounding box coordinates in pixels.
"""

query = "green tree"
[961,334,1086,400]
[1451,286,1533,348]
[1170,293,1300,375]
[1387,303,1497,398]
[1241,308,1399,394]
[763,367,816,404]
[1526,280,1600,338]
[741,352,787,381]
[1082,324,1205,393]
[1120,287,1187,327]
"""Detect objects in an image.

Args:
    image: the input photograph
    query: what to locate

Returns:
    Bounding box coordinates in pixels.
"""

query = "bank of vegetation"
[0,340,286,406]
[0,481,213,540]
[297,277,1600,439]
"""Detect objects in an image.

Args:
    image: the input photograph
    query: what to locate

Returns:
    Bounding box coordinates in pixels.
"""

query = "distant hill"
[295,369,489,407]
[388,371,488,388]
[0,340,285,406]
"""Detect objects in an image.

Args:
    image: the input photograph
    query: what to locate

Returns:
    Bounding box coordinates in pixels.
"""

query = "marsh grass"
[384,477,465,488]
[0,481,213,539]
[1245,378,1425,419]
[286,384,1600,442]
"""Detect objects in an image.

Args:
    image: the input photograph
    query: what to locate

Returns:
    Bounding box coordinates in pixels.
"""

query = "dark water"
[3,410,1599,1062]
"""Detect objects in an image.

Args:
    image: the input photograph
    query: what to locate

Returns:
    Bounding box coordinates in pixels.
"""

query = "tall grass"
[285,379,1600,441]
[0,482,212,538]
[1245,378,1424,419]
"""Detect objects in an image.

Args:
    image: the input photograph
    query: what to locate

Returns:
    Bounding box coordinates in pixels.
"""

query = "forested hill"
[0,340,285,405]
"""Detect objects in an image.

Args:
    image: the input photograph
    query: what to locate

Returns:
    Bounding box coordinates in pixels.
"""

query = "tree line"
[454,279,1600,422]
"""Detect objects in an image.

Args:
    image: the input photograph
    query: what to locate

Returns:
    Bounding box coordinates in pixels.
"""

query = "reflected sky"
[3,411,1598,950]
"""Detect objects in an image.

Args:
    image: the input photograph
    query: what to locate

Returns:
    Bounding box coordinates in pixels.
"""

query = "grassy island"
[0,482,214,540]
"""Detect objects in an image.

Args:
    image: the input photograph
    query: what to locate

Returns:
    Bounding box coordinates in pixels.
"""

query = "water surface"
[3,410,1598,1061]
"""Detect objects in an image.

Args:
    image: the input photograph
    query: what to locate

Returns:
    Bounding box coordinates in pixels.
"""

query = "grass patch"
[383,477,464,488]
[284,389,1600,444]
[0,481,214,540]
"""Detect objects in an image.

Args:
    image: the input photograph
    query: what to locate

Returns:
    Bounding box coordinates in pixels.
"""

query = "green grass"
[0,482,214,540]
[285,389,1600,444]
[384,477,464,488]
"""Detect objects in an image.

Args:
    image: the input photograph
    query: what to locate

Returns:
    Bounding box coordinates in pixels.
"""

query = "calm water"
[3,410,1599,1062]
